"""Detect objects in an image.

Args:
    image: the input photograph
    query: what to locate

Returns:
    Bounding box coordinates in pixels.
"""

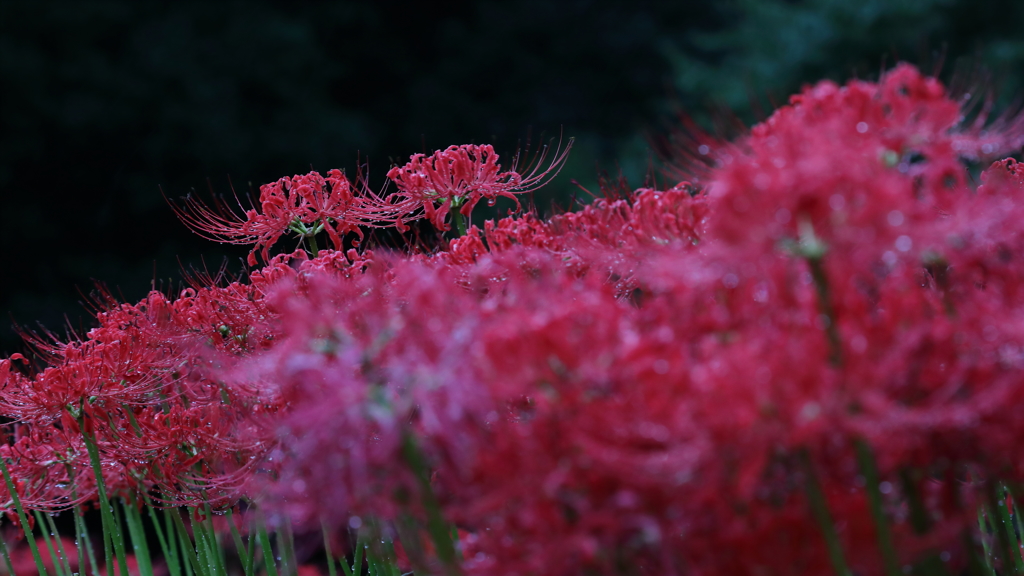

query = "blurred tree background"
[2,0,1023,354]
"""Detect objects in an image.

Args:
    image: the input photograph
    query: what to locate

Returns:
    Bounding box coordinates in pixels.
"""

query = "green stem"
[451,208,467,238]
[338,533,361,576]
[351,539,364,576]
[170,508,204,576]
[806,256,843,367]
[394,514,428,573]
[280,519,298,576]
[964,525,995,576]
[322,521,338,576]
[195,511,219,576]
[76,504,101,576]
[82,430,130,576]
[45,511,75,576]
[308,234,320,258]
[202,504,229,576]
[122,499,156,576]
[989,483,1023,575]
[854,440,900,576]
[147,503,180,576]
[227,509,252,576]
[979,507,999,576]
[0,455,49,576]
[256,517,280,576]
[34,509,67,576]
[900,468,931,534]
[244,528,257,576]
[800,449,852,576]
[0,526,15,576]
[400,432,458,573]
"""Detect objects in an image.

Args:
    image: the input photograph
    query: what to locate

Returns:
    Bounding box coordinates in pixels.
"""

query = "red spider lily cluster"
[5,63,1024,576]
[174,141,571,264]
[385,143,572,232]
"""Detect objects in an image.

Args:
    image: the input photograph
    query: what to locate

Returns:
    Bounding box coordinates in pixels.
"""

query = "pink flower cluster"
[4,63,1024,576]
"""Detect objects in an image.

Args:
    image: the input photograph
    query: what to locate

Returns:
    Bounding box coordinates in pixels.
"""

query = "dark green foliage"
[2,0,1024,353]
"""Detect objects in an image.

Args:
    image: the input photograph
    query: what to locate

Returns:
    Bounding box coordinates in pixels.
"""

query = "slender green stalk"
[43,510,75,576]
[394,515,427,574]
[805,256,842,367]
[353,539,365,576]
[244,527,257,576]
[146,504,180,576]
[75,504,101,576]
[280,518,298,576]
[166,509,194,576]
[366,539,390,576]
[121,404,143,438]
[202,506,229,576]
[322,521,338,576]
[382,539,402,576]
[112,497,139,576]
[338,534,363,576]
[0,527,16,576]
[101,511,114,576]
[34,509,69,576]
[0,456,49,576]
[452,210,467,238]
[800,449,852,576]
[256,518,280,576]
[988,484,1023,575]
[979,508,999,576]
[46,512,76,576]
[900,469,931,534]
[997,485,1024,574]
[964,526,993,576]
[365,545,379,576]
[451,526,463,563]
[192,511,217,576]
[400,433,457,572]
[170,507,205,576]
[227,509,252,576]
[309,235,320,258]
[121,499,156,576]
[82,431,130,576]
[38,514,65,576]
[853,440,900,576]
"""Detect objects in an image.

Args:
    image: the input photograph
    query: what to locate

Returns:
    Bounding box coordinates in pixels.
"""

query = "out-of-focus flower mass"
[5,64,1024,576]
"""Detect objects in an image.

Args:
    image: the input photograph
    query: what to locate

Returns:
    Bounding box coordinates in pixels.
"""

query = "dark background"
[3,0,1024,355]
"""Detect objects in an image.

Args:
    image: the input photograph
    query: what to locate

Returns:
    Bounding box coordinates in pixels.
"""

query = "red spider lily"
[9,62,1024,576]
[703,64,1024,259]
[385,140,572,231]
[172,169,390,266]
[227,65,1024,576]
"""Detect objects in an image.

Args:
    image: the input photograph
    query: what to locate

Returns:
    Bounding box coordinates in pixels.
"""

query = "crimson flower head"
[175,169,386,265]
[385,140,572,231]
